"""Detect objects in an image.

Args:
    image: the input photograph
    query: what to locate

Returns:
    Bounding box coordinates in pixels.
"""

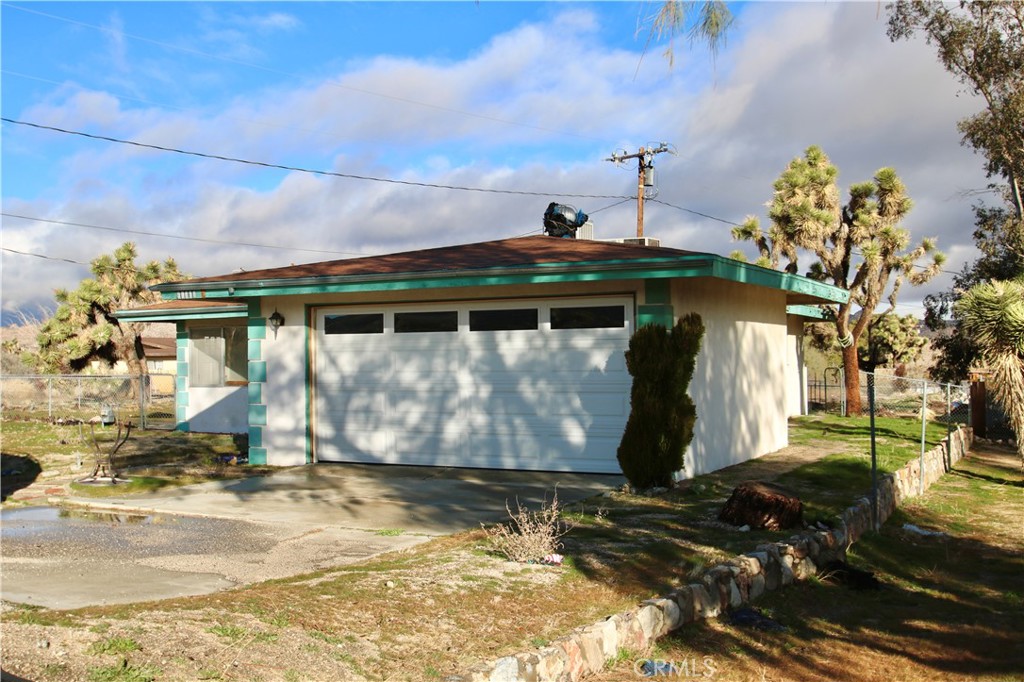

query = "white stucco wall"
[785,316,808,418]
[672,279,790,476]
[187,386,247,433]
[260,297,311,466]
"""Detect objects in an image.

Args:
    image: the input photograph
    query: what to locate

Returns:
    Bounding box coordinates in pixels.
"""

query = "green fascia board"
[786,304,830,319]
[155,254,849,305]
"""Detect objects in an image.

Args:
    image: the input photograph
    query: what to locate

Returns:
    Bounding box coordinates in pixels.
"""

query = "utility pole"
[606,143,671,238]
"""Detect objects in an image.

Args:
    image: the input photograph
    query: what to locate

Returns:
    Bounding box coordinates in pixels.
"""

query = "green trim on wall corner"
[637,304,674,329]
[248,447,267,465]
[248,404,267,426]
[249,361,267,383]
[175,322,189,433]
[644,279,671,305]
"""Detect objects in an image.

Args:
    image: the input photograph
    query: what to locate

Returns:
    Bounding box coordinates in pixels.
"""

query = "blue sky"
[1,1,993,321]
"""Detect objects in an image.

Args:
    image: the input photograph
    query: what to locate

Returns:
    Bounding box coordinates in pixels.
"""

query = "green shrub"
[616,313,704,489]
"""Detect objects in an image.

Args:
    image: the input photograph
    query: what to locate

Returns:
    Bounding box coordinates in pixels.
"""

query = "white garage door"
[313,296,633,473]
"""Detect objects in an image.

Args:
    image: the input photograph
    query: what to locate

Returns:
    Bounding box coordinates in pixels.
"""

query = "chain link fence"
[0,374,176,429]
[809,369,970,425]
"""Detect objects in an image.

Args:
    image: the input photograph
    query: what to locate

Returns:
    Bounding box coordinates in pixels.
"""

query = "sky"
[0,1,996,324]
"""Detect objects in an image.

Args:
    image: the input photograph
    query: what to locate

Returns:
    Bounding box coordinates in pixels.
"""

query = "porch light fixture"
[268,310,285,338]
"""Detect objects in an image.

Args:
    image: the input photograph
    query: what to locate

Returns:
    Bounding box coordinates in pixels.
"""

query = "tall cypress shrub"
[617,313,705,489]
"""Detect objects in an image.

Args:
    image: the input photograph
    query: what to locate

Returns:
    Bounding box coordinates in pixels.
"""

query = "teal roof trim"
[156,254,849,305]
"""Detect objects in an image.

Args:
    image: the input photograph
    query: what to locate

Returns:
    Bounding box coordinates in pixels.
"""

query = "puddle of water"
[1,505,155,524]
[0,506,173,539]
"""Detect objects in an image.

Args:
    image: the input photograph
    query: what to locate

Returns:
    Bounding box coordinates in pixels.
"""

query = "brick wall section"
[453,426,973,682]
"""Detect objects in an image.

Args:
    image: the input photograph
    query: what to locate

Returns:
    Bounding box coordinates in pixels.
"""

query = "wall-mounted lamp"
[268,310,285,338]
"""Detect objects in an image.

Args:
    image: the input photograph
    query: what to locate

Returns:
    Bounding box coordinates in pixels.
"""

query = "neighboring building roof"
[144,235,849,307]
[116,299,249,322]
[140,337,176,359]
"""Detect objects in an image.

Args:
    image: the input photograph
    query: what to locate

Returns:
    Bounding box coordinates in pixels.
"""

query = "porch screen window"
[190,327,247,387]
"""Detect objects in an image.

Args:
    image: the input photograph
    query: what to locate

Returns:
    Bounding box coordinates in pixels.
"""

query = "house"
[117,235,848,477]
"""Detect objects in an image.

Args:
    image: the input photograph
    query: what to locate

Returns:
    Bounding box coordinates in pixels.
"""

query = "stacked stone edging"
[452,426,973,682]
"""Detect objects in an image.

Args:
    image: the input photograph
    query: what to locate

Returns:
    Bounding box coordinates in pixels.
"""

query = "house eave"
[152,254,850,306]
[115,304,249,322]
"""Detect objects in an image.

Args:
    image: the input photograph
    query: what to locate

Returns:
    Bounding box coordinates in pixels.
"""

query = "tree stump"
[719,481,803,530]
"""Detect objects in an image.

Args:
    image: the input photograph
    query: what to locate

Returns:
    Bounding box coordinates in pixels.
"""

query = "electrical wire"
[646,198,741,226]
[1,247,89,265]
[1,212,368,256]
[2,118,633,201]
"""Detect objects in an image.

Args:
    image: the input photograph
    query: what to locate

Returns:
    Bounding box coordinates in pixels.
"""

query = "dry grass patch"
[590,444,1024,682]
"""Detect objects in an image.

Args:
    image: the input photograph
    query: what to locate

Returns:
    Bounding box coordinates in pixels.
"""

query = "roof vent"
[600,237,661,247]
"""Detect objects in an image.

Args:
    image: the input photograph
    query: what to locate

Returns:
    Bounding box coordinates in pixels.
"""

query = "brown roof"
[141,337,176,358]
[171,236,699,286]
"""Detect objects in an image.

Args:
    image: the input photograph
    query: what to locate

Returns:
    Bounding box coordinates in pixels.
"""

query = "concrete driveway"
[0,464,621,609]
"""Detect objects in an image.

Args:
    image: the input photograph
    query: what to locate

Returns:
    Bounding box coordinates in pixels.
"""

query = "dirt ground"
[1,426,1005,682]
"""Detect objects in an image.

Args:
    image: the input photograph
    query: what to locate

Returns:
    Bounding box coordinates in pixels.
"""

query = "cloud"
[1,4,996,322]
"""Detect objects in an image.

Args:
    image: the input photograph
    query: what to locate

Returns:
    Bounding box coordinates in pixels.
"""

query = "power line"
[1,247,88,265]
[646,198,741,226]
[4,3,608,144]
[1,212,367,257]
[2,117,633,201]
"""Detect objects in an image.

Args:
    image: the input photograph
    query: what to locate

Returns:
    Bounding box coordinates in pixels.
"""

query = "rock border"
[452,426,973,682]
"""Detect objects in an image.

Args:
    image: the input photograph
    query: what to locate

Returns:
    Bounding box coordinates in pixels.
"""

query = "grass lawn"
[1,415,273,501]
[0,411,995,682]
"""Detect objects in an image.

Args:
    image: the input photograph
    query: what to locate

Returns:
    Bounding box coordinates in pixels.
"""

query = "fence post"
[919,378,927,496]
[139,374,147,429]
[945,383,952,470]
[868,373,878,531]
[47,377,53,418]
[840,368,846,417]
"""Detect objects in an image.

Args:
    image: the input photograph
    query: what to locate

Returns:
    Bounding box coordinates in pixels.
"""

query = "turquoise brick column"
[247,301,268,465]
[175,322,190,432]
[637,278,674,328]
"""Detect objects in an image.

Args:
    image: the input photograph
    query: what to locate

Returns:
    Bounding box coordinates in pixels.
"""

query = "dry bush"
[482,490,575,563]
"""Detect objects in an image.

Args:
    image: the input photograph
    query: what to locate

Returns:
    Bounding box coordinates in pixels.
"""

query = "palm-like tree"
[957,277,1024,466]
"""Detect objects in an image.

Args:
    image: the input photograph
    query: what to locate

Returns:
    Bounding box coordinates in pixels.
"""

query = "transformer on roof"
[543,202,588,239]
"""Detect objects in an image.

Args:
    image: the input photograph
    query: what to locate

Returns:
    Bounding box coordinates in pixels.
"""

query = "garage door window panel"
[550,305,625,329]
[325,313,384,335]
[395,311,458,333]
[469,308,538,331]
